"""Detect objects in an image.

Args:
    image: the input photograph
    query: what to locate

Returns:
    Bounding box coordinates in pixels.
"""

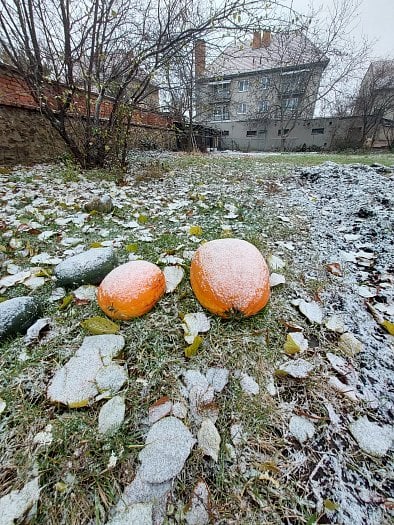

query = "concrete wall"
[214,116,366,152]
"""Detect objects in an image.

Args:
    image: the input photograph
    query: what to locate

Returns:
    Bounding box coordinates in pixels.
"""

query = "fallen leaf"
[185,335,203,358]
[326,263,343,277]
[125,243,138,253]
[189,225,203,236]
[182,312,210,344]
[381,320,394,335]
[270,273,286,287]
[267,254,285,270]
[164,265,184,293]
[59,294,73,310]
[298,300,323,324]
[284,332,308,355]
[198,419,221,462]
[81,316,120,335]
[324,499,340,511]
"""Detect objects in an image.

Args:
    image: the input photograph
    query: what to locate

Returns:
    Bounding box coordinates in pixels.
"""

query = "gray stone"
[0,296,41,341]
[85,195,114,213]
[98,396,125,435]
[139,416,196,484]
[54,247,117,287]
[197,419,221,462]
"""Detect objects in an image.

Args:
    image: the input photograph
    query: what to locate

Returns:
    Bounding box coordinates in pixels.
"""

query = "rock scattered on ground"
[0,296,41,340]
[349,416,393,457]
[54,247,117,287]
[47,334,126,407]
[106,502,153,525]
[98,396,125,435]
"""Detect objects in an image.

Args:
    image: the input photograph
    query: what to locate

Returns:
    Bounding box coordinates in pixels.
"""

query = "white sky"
[290,0,394,58]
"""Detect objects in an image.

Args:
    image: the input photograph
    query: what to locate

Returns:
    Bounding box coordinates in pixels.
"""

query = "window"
[212,105,230,121]
[261,76,270,89]
[237,103,247,114]
[238,80,249,92]
[278,129,290,136]
[280,70,309,94]
[311,128,325,135]
[259,99,270,112]
[221,130,229,136]
[246,130,257,136]
[211,82,230,98]
[282,97,299,111]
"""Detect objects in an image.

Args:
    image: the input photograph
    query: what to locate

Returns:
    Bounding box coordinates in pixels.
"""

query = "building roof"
[368,60,394,90]
[203,31,327,79]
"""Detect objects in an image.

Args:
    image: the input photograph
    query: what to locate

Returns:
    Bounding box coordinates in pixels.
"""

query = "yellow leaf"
[81,316,120,335]
[35,268,52,277]
[189,225,203,236]
[0,245,7,252]
[323,499,340,511]
[68,399,89,408]
[284,334,301,355]
[90,241,102,248]
[185,335,203,358]
[59,294,73,310]
[137,214,148,224]
[381,319,394,335]
[55,482,68,492]
[125,243,138,253]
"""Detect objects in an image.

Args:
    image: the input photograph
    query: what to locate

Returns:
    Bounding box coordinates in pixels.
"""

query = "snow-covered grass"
[0,153,393,524]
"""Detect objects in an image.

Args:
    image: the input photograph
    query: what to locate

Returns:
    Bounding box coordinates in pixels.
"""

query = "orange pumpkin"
[97,261,165,320]
[190,239,270,318]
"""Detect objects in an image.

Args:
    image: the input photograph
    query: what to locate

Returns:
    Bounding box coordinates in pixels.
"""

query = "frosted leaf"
[0,477,40,525]
[73,285,97,301]
[238,372,260,395]
[138,417,196,483]
[47,335,125,407]
[24,276,46,290]
[163,265,184,293]
[289,416,315,443]
[267,254,286,270]
[49,287,66,302]
[185,480,210,525]
[31,252,62,265]
[328,376,358,402]
[0,270,31,288]
[298,300,323,324]
[230,423,245,446]
[266,377,277,396]
[277,359,314,378]
[107,451,118,469]
[324,315,346,333]
[270,273,286,287]
[357,286,377,298]
[61,237,84,247]
[284,332,308,355]
[326,352,357,383]
[33,424,53,446]
[182,313,210,344]
[24,318,51,345]
[172,401,188,419]
[205,367,229,393]
[106,502,153,525]
[349,416,393,457]
[0,398,6,416]
[148,396,173,424]
[338,332,363,356]
[95,364,127,397]
[198,419,221,462]
[38,230,56,241]
[159,255,184,265]
[98,396,125,435]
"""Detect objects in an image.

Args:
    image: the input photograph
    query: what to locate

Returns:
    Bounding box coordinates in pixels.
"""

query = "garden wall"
[0,63,176,165]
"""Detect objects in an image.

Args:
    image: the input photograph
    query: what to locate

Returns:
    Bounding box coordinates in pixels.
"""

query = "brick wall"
[0,63,176,165]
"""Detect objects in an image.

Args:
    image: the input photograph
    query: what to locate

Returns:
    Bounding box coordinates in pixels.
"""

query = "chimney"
[195,39,206,78]
[262,30,271,48]
[252,31,262,49]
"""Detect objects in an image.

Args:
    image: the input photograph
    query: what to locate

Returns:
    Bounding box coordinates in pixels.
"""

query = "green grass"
[0,151,388,524]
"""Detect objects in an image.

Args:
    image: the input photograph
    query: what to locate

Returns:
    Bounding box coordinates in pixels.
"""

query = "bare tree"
[353,60,394,147]
[0,0,281,168]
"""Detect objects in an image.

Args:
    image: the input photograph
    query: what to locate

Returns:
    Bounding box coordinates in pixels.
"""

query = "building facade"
[195,30,329,150]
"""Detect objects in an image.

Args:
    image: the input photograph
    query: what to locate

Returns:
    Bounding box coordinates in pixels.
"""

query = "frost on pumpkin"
[47,334,126,407]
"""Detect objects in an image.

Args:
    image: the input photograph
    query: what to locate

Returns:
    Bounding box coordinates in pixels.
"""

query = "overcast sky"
[290,0,394,58]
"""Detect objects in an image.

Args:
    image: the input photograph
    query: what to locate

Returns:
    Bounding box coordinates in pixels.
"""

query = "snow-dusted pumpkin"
[190,239,270,318]
[97,261,165,320]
